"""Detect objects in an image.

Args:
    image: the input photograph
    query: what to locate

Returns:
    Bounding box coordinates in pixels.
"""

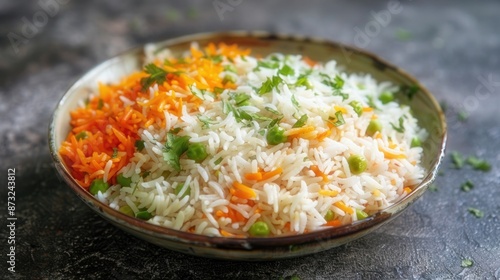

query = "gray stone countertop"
[1,0,499,279]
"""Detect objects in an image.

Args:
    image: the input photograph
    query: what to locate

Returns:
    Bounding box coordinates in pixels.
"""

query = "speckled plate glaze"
[49,31,447,260]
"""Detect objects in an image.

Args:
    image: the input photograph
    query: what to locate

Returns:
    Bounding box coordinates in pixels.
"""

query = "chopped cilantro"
[390,117,405,133]
[295,75,312,89]
[467,207,484,218]
[265,106,282,116]
[112,147,118,158]
[258,76,282,95]
[292,114,308,128]
[97,99,104,110]
[191,86,214,100]
[366,95,377,109]
[214,87,224,94]
[257,60,279,69]
[135,140,145,151]
[75,131,88,140]
[460,180,474,192]
[457,111,468,122]
[466,156,491,172]
[291,95,300,110]
[207,55,223,63]
[197,115,217,128]
[278,65,295,76]
[329,111,345,127]
[399,84,419,100]
[451,151,465,169]
[163,132,190,171]
[223,64,237,73]
[214,157,223,165]
[140,63,181,91]
[461,258,474,268]
[395,28,412,41]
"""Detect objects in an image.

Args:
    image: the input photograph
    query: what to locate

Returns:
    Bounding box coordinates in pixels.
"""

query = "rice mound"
[96,43,427,237]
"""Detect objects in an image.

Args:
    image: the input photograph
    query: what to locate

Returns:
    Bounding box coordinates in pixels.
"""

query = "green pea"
[324,209,335,221]
[365,120,382,136]
[119,205,134,217]
[117,173,132,187]
[135,208,153,220]
[89,179,109,195]
[356,209,369,220]
[174,183,190,198]
[349,101,363,116]
[410,137,421,148]
[186,143,208,163]
[248,221,270,237]
[379,91,394,104]
[266,125,287,145]
[347,155,367,175]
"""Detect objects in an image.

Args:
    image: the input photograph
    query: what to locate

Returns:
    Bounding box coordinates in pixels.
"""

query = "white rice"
[100,45,427,237]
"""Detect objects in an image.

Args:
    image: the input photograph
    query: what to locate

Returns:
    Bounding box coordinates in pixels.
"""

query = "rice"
[62,42,427,237]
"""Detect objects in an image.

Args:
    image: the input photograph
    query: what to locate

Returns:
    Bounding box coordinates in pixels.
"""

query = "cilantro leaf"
[232,92,251,106]
[461,259,474,268]
[265,106,282,116]
[466,156,491,172]
[258,76,282,95]
[328,111,345,127]
[390,117,405,133]
[278,65,295,76]
[257,60,279,69]
[135,140,145,151]
[460,180,474,192]
[197,115,217,128]
[291,95,300,110]
[451,151,465,169]
[163,133,190,171]
[140,63,181,91]
[191,86,214,100]
[75,131,88,140]
[467,207,484,218]
[399,84,419,100]
[292,114,308,128]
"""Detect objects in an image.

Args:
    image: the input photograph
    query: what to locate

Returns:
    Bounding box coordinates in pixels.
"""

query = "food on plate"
[59,42,427,237]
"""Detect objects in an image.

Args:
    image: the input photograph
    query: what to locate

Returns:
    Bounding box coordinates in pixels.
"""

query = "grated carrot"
[318,189,339,197]
[244,172,263,181]
[284,125,315,137]
[261,167,283,180]
[335,201,354,215]
[310,165,329,182]
[324,219,342,227]
[232,182,257,199]
[403,187,412,194]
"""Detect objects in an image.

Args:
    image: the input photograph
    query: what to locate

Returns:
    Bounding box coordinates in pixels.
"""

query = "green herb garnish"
[466,156,491,172]
[457,111,468,122]
[112,147,118,158]
[163,132,190,171]
[75,131,88,140]
[467,207,484,218]
[278,65,295,76]
[135,140,145,151]
[460,180,474,192]
[140,63,181,91]
[390,117,405,133]
[329,111,345,127]
[292,114,308,128]
[197,115,217,128]
[399,84,419,100]
[461,258,474,268]
[451,151,465,169]
[258,76,282,95]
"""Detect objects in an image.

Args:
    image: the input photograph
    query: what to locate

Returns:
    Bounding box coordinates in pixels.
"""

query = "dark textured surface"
[1,1,500,279]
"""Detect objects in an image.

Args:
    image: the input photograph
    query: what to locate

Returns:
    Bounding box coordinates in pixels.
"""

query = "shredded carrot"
[380,146,407,159]
[403,187,412,194]
[244,172,263,181]
[310,165,329,182]
[232,182,257,199]
[60,43,247,188]
[334,201,354,215]
[318,189,339,197]
[303,56,317,67]
[285,125,315,137]
[261,167,283,180]
[317,129,332,141]
[362,107,374,112]
[324,219,342,227]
